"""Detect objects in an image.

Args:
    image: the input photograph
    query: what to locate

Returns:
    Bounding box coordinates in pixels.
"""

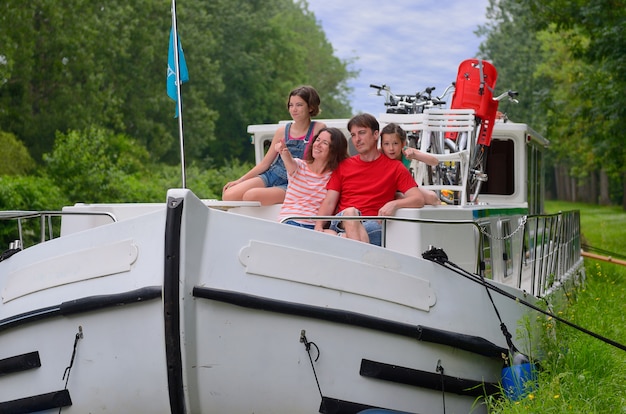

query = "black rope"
[300,330,324,408]
[436,360,446,414]
[424,247,519,356]
[60,326,83,413]
[480,272,519,356]
[422,247,626,353]
[0,248,21,262]
[582,244,626,261]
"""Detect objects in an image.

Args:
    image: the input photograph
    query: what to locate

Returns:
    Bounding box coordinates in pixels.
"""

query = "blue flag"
[167,27,189,118]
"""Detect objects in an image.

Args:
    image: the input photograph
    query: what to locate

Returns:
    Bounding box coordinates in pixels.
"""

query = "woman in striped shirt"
[276,127,348,229]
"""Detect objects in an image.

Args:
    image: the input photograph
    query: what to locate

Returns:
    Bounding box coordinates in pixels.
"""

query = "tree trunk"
[599,169,611,205]
[590,170,598,204]
[623,172,626,210]
[578,174,595,203]
[555,164,571,201]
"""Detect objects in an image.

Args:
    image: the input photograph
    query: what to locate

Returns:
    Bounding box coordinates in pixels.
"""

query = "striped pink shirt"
[278,158,332,225]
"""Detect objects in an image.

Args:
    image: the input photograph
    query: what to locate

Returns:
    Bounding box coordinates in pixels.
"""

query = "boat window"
[480,224,493,279]
[527,141,544,215]
[501,220,514,277]
[483,139,515,195]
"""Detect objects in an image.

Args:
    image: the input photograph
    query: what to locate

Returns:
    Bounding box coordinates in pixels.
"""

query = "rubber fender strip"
[0,351,40,377]
[360,359,499,397]
[416,325,507,358]
[193,287,506,358]
[319,396,417,414]
[163,196,186,414]
[0,286,162,333]
[0,389,71,413]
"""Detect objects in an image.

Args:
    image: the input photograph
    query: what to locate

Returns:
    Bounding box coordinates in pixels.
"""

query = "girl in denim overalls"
[223,86,326,205]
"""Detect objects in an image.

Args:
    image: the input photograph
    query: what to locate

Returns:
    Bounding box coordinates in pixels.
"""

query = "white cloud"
[305,0,490,115]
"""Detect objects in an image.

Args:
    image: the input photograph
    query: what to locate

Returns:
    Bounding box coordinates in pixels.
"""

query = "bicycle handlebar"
[370,83,451,113]
[493,90,519,103]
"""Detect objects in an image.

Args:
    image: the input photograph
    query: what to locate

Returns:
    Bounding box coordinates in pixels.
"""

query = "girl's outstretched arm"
[403,147,438,166]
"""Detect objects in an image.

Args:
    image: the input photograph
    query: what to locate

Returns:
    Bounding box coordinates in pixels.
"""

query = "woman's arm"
[275,140,297,176]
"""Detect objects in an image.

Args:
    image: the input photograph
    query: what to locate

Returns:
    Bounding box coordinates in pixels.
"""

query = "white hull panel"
[0,188,583,413]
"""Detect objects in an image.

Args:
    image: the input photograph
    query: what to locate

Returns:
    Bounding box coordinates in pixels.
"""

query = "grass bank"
[485,201,626,413]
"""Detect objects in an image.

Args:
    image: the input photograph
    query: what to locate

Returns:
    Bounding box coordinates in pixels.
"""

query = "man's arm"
[378,186,425,216]
[314,190,340,231]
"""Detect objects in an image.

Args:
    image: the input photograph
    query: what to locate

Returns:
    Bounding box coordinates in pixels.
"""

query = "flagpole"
[171,0,186,188]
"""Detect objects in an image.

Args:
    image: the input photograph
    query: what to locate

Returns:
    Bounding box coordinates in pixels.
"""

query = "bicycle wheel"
[425,130,462,205]
[467,143,488,203]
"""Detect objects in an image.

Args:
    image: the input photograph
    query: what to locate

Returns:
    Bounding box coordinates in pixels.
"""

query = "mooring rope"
[60,326,83,413]
[422,247,626,353]
[300,330,324,409]
[423,247,520,359]
[582,244,626,260]
[436,359,446,414]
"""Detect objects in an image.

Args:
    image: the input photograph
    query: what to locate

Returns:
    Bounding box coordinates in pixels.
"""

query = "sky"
[304,0,491,116]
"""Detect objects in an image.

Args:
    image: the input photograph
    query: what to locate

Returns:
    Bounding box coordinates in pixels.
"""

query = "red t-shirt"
[327,154,418,216]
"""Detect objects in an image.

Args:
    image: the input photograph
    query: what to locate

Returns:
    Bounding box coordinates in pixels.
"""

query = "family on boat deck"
[221,86,440,246]
[313,114,425,246]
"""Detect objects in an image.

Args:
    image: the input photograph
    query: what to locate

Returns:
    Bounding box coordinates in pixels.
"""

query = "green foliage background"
[0,0,354,166]
[478,0,626,206]
[0,0,355,212]
[0,0,624,211]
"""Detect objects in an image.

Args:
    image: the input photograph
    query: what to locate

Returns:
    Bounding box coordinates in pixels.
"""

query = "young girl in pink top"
[276,127,348,229]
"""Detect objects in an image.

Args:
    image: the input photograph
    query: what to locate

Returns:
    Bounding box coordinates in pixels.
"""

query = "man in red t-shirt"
[314,113,425,245]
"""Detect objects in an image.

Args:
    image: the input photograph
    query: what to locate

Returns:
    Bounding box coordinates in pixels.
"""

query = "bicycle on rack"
[370,68,518,205]
[417,60,519,204]
[445,59,519,203]
[369,83,453,115]
[370,83,455,148]
[422,88,519,205]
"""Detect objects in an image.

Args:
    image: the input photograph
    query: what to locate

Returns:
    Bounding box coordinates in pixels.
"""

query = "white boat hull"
[0,188,586,413]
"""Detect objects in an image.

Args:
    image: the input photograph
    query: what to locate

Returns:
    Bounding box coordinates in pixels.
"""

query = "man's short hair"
[347,113,379,133]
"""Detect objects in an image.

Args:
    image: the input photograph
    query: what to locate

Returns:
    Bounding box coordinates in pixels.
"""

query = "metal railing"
[281,210,583,298]
[0,210,117,250]
[1,208,582,300]
[522,210,583,297]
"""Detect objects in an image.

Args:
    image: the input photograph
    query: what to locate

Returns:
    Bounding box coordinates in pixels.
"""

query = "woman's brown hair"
[305,127,348,172]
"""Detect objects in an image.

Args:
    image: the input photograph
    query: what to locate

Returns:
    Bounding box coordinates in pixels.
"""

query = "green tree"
[202,0,355,165]
[0,0,354,169]
[0,175,69,247]
[43,127,156,203]
[0,131,36,175]
[478,0,625,205]
[0,1,182,160]
[523,0,626,207]
[476,0,550,130]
